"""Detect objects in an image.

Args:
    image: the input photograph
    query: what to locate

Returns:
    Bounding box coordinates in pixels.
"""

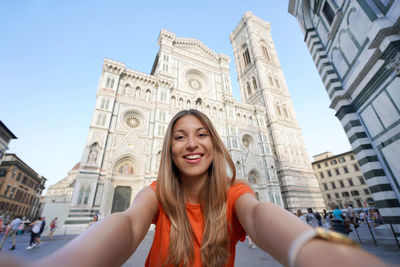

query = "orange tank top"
[145,181,254,267]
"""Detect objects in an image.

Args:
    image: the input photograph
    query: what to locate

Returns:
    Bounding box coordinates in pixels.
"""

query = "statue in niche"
[87,143,99,164]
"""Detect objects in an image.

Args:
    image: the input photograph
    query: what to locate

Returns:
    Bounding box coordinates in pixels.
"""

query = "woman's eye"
[199,133,208,137]
[174,136,184,140]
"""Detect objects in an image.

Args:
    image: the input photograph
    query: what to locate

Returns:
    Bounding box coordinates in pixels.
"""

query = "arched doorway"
[111,186,132,213]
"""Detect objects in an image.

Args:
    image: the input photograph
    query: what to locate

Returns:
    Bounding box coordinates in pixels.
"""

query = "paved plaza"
[0,225,399,266]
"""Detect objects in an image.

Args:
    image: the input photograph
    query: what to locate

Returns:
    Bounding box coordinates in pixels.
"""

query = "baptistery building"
[64,12,325,232]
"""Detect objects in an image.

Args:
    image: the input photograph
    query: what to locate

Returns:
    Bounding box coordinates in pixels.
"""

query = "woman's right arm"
[32,187,158,267]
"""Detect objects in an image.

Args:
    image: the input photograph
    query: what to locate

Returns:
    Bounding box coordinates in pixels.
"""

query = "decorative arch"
[113,156,135,176]
[246,82,252,96]
[247,169,260,185]
[145,89,151,101]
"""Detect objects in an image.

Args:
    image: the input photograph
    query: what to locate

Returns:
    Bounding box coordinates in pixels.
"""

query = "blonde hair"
[156,109,236,267]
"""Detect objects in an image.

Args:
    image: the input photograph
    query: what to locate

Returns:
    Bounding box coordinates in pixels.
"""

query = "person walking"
[322,210,332,230]
[296,209,307,223]
[306,208,319,227]
[49,217,57,239]
[26,218,43,250]
[35,217,46,246]
[0,216,21,251]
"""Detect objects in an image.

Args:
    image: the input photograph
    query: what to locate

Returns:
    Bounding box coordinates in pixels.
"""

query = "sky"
[0,0,351,189]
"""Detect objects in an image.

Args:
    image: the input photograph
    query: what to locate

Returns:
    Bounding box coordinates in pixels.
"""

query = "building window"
[4,185,11,196]
[247,82,251,95]
[364,188,370,195]
[356,199,362,208]
[353,163,359,171]
[16,173,21,181]
[319,172,324,179]
[359,177,365,185]
[347,178,354,186]
[262,46,270,61]
[343,166,349,173]
[339,157,346,163]
[327,170,332,177]
[351,190,360,196]
[322,1,335,25]
[335,193,339,198]
[339,180,345,188]
[275,78,280,88]
[243,47,251,67]
[327,193,331,199]
[317,164,321,169]
[330,181,336,189]
[323,183,328,190]
[342,191,350,197]
[325,162,328,167]
[335,168,340,175]
[0,170,6,177]
[252,77,257,89]
[331,159,337,165]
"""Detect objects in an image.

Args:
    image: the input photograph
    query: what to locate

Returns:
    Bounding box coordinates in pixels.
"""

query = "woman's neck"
[180,174,207,204]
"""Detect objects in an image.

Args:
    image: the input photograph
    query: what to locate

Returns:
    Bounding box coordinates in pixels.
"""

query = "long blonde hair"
[157,109,236,267]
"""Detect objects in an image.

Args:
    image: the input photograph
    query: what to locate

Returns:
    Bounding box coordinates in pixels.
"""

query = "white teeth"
[185,154,201,159]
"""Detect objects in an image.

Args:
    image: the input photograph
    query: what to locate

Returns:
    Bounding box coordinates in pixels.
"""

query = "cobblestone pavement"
[0,225,399,266]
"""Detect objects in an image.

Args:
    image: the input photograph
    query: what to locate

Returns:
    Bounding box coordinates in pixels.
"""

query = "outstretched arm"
[235,194,386,267]
[33,187,158,267]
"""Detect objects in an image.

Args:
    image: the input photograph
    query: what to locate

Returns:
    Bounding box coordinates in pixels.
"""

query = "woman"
[4,110,386,266]
[49,217,57,239]
[296,209,306,223]
[306,208,319,228]
[322,209,332,230]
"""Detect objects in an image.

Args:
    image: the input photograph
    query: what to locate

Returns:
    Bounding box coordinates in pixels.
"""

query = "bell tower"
[230,12,325,211]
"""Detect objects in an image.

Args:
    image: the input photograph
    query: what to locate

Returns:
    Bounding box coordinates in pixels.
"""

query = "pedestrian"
[0,216,22,251]
[344,203,359,229]
[26,217,43,250]
[49,217,58,239]
[0,110,386,266]
[322,209,332,230]
[86,215,98,230]
[17,221,25,235]
[35,217,46,246]
[296,209,307,223]
[306,208,319,227]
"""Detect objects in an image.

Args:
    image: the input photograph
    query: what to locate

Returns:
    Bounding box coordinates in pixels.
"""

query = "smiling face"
[171,114,214,182]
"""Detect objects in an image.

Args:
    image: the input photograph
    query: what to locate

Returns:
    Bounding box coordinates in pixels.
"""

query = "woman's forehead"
[173,115,207,130]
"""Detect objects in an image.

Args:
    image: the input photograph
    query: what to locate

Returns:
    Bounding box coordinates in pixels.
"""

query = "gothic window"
[101,114,106,126]
[212,107,217,116]
[252,77,257,89]
[110,79,115,89]
[196,98,202,110]
[145,89,151,101]
[275,104,282,116]
[179,98,184,108]
[242,44,251,67]
[106,77,111,88]
[283,106,289,119]
[105,99,110,109]
[206,105,210,115]
[171,96,176,106]
[269,76,273,86]
[100,97,105,108]
[322,1,335,25]
[275,78,280,88]
[262,46,270,61]
[77,184,91,205]
[124,84,131,96]
[187,100,191,109]
[115,160,134,176]
[135,87,141,99]
[246,82,251,95]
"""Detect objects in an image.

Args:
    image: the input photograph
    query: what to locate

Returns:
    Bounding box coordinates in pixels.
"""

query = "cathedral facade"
[64,12,324,232]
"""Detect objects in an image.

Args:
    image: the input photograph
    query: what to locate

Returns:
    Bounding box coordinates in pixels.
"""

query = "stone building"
[64,12,324,233]
[312,151,375,210]
[0,121,17,166]
[0,154,46,220]
[288,1,400,231]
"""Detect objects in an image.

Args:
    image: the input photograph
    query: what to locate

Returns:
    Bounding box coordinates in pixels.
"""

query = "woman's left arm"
[235,194,386,267]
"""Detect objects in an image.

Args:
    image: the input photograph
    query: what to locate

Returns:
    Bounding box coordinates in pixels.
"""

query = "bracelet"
[287,228,359,267]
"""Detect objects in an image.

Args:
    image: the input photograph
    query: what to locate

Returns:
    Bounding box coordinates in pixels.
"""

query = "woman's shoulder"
[227,179,254,201]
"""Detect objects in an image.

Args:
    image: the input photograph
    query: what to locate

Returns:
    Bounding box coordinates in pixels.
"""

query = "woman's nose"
[186,136,198,149]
